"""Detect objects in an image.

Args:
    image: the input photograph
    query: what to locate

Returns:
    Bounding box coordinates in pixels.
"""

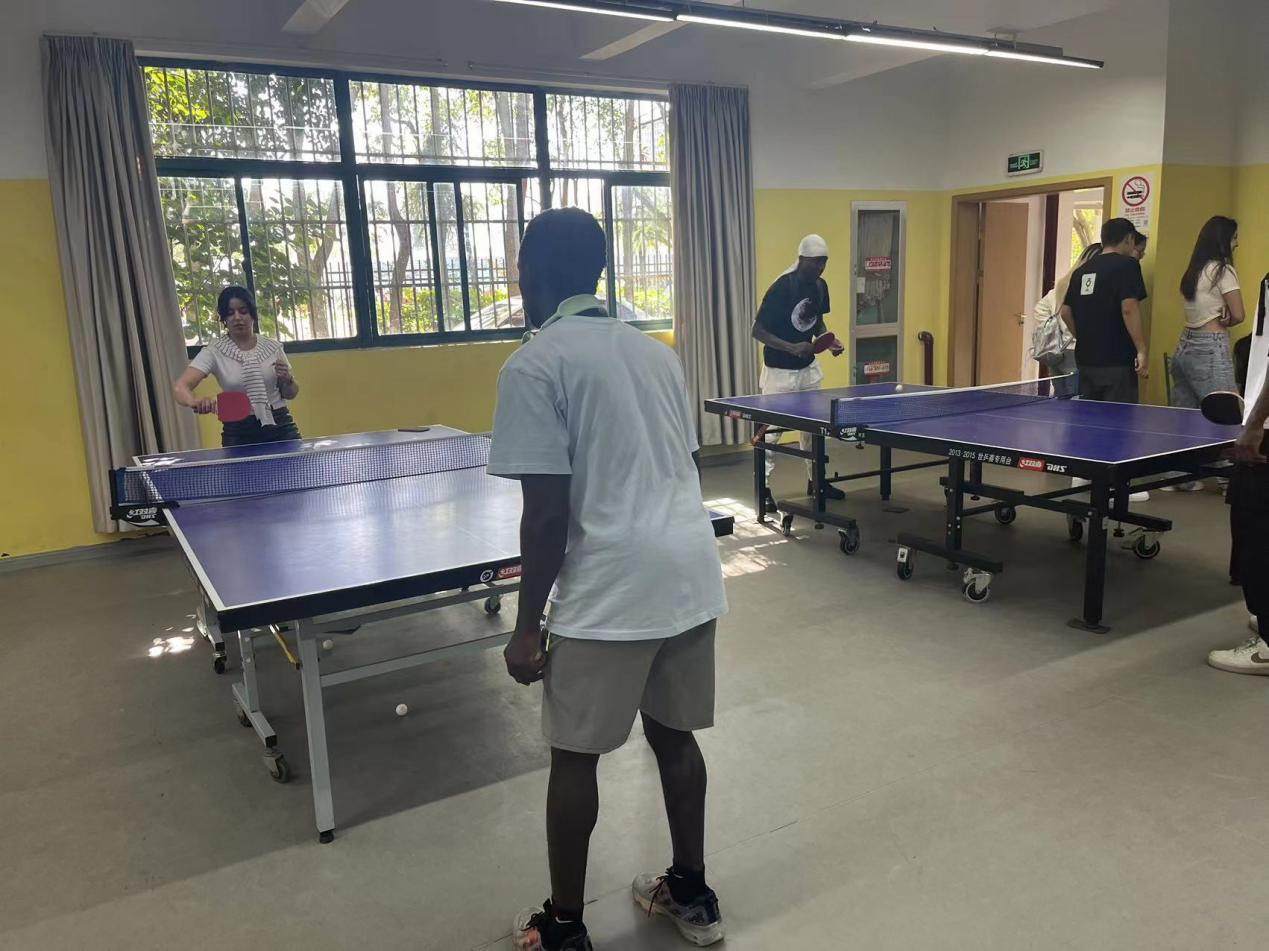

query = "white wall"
[1161,0,1240,165]
[938,0,1170,188]
[1231,0,1269,165]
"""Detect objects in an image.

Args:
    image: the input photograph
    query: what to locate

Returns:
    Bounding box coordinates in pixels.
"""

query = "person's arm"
[173,366,215,414]
[274,351,300,400]
[1121,298,1149,378]
[1220,288,1246,328]
[1234,372,1269,464]
[753,323,814,359]
[503,474,571,684]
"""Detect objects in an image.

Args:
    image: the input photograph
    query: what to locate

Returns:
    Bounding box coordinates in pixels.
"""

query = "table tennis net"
[114,433,492,506]
[830,375,1077,430]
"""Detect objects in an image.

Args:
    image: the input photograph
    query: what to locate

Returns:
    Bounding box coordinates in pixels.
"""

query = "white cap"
[798,234,829,258]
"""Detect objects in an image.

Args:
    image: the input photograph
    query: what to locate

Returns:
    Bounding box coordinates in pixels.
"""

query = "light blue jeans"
[1171,329,1235,408]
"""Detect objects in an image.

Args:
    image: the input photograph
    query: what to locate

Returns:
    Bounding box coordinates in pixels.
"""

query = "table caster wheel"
[484,596,502,615]
[839,527,861,555]
[994,504,1017,525]
[896,548,914,581]
[781,514,794,537]
[1067,517,1084,542]
[962,568,992,603]
[1133,534,1161,560]
[963,582,991,603]
[235,704,251,728]
[319,830,335,844]
[213,656,226,675]
[264,751,291,784]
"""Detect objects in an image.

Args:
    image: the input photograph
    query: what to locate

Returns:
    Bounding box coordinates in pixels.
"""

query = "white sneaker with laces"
[1160,481,1202,492]
[1208,636,1269,675]
[632,871,724,947]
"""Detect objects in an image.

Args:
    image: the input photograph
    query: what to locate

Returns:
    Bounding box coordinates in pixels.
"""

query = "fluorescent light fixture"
[986,49,1102,69]
[492,0,675,22]
[677,13,843,41]
[845,29,985,55]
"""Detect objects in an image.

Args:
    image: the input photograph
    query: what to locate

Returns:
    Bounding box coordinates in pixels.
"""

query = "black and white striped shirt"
[189,336,290,426]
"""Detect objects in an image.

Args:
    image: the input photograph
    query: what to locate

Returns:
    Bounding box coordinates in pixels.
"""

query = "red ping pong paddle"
[813,332,845,357]
[1200,390,1244,426]
[216,391,252,423]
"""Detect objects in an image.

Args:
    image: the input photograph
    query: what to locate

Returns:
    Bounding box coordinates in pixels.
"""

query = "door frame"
[947,177,1112,386]
[850,200,907,383]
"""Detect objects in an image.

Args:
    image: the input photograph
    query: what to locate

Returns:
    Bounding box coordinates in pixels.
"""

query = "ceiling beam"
[580,0,741,62]
[283,0,357,35]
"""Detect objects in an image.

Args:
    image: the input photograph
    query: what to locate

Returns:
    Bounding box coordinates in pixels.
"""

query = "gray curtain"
[42,36,200,533]
[670,84,758,446]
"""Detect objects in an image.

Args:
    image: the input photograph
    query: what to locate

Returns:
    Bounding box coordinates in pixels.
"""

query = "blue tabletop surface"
[707,388,1239,464]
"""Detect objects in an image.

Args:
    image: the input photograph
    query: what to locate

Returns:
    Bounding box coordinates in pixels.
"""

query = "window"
[144,62,672,352]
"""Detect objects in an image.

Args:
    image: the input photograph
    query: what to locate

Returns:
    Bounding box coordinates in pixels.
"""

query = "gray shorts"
[542,619,717,755]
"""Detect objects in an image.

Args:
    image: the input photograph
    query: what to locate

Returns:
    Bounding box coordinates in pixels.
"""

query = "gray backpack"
[1031,317,1073,369]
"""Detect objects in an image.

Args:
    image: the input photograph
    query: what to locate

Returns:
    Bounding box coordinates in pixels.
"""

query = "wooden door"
[976,202,1030,384]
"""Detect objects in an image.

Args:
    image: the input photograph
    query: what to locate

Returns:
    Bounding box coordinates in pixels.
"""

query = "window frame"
[143,58,673,356]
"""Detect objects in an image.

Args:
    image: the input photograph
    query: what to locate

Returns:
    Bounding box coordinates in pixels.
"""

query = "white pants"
[760,363,824,480]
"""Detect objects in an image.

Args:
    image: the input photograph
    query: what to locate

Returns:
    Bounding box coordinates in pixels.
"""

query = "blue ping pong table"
[706,379,1240,630]
[113,426,733,842]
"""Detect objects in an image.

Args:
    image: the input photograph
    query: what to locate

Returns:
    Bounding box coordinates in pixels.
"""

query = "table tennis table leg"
[879,447,893,501]
[811,434,828,514]
[946,458,966,552]
[1075,479,1110,632]
[753,438,768,524]
[296,627,336,843]
[231,630,277,749]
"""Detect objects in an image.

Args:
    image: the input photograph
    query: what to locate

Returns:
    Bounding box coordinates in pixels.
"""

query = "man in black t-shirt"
[1060,217,1150,403]
[751,234,844,512]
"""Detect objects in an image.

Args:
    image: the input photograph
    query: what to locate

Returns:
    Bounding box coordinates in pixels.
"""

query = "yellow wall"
[0,180,113,559]
[754,189,948,387]
[1233,164,1269,323]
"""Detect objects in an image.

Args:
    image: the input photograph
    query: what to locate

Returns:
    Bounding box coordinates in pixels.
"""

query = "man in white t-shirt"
[1208,272,1269,675]
[488,208,727,951]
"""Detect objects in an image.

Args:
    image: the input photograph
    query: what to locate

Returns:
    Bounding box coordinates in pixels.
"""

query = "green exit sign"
[1007,150,1043,175]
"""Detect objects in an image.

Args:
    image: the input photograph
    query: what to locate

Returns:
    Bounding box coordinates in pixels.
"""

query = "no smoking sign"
[1119,173,1153,231]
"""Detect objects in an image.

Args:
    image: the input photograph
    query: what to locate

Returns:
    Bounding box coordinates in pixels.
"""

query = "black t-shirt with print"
[1062,252,1148,368]
[756,272,831,369]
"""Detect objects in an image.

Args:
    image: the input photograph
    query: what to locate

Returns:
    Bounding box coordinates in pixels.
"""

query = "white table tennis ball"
[322,639,334,650]
[395,703,409,717]
[894,384,904,392]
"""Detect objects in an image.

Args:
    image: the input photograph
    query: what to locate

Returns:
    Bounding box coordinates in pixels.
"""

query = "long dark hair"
[1180,216,1237,301]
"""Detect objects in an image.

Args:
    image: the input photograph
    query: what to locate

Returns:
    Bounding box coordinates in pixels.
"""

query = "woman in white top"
[173,286,302,447]
[1032,243,1102,375]
[1172,216,1245,408]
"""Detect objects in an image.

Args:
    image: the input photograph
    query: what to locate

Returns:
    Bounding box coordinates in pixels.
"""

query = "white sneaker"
[1129,491,1150,502]
[1207,636,1269,675]
[632,871,724,947]
[1161,481,1202,492]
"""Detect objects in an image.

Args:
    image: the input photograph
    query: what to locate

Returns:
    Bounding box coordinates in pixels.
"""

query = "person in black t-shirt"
[1060,217,1150,403]
[751,234,844,512]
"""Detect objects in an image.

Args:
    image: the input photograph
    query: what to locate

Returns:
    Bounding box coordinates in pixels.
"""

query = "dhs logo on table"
[1018,457,1068,474]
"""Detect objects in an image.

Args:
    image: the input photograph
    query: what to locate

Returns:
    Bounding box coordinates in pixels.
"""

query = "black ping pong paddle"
[1200,391,1244,426]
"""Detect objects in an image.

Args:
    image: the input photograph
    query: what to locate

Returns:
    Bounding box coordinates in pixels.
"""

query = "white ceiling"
[296,0,1125,88]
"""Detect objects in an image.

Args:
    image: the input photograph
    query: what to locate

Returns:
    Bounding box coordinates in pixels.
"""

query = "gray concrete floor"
[1,448,1267,951]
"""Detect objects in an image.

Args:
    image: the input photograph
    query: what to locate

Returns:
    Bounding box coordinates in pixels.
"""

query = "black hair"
[1100,217,1142,248]
[1180,215,1237,301]
[217,285,258,321]
[519,208,607,298]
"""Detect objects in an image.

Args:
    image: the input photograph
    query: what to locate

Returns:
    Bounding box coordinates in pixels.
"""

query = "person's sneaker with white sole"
[632,869,724,946]
[1160,480,1203,492]
[1208,635,1269,675]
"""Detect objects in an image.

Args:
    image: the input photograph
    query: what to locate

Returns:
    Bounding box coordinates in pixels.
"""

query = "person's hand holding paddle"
[275,359,294,387]
[504,626,547,685]
[1233,428,1268,465]
[192,397,217,415]
[788,341,814,359]
[814,332,845,357]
